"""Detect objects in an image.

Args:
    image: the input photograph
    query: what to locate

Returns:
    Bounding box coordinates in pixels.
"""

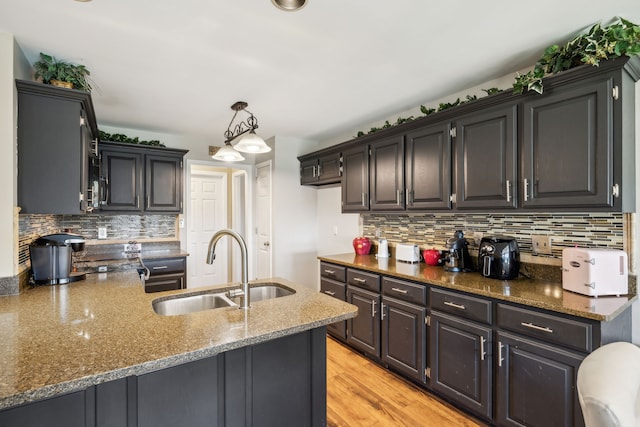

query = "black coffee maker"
[444,230,473,272]
[29,233,87,285]
[478,236,520,280]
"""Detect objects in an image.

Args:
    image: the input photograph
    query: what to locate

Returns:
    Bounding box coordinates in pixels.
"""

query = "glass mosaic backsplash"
[18,214,177,267]
[362,213,625,258]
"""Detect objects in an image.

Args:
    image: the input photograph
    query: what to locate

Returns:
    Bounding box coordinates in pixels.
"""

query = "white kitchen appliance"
[396,243,420,263]
[562,248,628,297]
[377,238,389,258]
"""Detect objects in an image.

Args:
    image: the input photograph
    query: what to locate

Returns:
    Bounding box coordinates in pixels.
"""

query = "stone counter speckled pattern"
[319,254,636,322]
[0,272,356,410]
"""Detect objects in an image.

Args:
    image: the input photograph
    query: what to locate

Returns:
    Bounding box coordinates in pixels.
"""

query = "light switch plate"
[98,227,107,239]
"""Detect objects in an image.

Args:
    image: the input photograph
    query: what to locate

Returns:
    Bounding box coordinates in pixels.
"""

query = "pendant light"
[211,143,245,162]
[272,0,307,11]
[223,101,271,155]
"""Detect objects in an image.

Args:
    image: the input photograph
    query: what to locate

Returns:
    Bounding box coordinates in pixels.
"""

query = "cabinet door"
[405,122,452,210]
[342,145,370,212]
[521,77,613,209]
[145,154,183,212]
[0,390,88,427]
[317,151,342,184]
[137,355,220,427]
[101,149,143,212]
[321,278,347,340]
[300,158,319,184]
[381,296,426,384]
[370,135,404,211]
[346,286,380,358]
[455,103,517,209]
[496,331,585,427]
[430,311,492,420]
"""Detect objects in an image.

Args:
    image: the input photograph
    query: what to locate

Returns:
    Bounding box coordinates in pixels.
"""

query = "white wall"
[267,136,320,289]
[316,186,359,256]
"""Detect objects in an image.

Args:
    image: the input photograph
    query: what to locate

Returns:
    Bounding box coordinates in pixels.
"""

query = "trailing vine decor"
[355,17,639,138]
[99,130,165,147]
[513,17,640,94]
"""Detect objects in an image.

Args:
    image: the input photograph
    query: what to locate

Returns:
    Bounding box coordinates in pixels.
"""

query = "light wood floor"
[326,336,488,427]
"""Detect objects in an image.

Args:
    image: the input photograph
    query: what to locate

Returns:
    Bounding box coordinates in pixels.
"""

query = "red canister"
[353,237,372,255]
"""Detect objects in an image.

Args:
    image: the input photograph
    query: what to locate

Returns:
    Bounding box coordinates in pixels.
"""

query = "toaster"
[562,248,628,297]
[396,244,420,263]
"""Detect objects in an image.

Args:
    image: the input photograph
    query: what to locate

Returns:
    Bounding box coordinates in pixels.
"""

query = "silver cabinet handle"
[444,301,466,310]
[152,266,168,270]
[323,290,336,296]
[361,192,366,207]
[317,165,322,176]
[324,269,335,275]
[353,277,367,283]
[523,178,529,202]
[498,341,504,367]
[381,302,386,320]
[312,165,316,177]
[506,179,511,203]
[371,300,377,318]
[520,322,553,333]
[480,336,486,361]
[396,189,401,205]
[391,287,408,294]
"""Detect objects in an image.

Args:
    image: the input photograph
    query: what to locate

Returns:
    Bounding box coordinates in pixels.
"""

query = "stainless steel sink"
[152,283,295,316]
[231,284,295,303]
[153,293,235,316]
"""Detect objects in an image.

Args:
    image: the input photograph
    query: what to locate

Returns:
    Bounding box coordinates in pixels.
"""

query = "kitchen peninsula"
[0,271,356,427]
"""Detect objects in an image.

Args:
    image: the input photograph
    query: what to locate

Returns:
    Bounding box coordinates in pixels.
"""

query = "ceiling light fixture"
[211,142,245,162]
[271,0,307,12]
[224,101,271,154]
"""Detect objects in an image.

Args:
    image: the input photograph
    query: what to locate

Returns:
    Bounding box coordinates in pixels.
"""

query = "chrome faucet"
[206,229,250,309]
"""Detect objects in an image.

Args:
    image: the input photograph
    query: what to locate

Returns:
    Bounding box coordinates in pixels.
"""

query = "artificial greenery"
[99,130,165,147]
[513,17,640,94]
[33,52,92,92]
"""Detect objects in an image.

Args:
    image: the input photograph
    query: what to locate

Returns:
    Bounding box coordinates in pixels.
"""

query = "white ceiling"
[1,0,639,147]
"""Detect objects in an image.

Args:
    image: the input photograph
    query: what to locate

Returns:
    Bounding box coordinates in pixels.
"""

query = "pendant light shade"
[211,143,245,162]
[234,130,271,153]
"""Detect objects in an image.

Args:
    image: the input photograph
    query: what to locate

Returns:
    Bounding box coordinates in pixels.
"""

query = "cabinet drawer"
[347,269,380,292]
[320,262,346,282]
[144,257,186,276]
[320,278,346,301]
[145,273,184,293]
[496,303,593,352]
[430,288,492,325]
[382,277,427,306]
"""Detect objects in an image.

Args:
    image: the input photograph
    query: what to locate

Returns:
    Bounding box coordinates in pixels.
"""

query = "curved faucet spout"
[206,229,250,309]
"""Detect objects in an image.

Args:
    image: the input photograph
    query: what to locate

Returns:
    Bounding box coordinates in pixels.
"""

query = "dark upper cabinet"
[521,76,613,209]
[454,103,517,210]
[342,144,370,212]
[370,135,405,211]
[100,142,188,213]
[299,150,342,185]
[405,121,452,210]
[16,79,99,215]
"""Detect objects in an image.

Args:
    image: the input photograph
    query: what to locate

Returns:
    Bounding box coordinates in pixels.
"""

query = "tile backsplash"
[362,212,626,259]
[18,214,177,268]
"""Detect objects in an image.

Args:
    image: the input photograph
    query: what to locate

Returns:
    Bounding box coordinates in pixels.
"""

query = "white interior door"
[255,161,272,279]
[188,171,228,288]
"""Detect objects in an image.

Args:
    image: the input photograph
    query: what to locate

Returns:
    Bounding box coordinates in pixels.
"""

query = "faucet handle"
[227,288,245,298]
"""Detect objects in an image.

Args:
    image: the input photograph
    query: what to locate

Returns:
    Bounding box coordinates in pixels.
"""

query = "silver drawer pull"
[444,301,466,310]
[152,266,168,270]
[324,269,335,275]
[353,277,367,283]
[323,290,336,296]
[391,287,408,294]
[520,322,553,333]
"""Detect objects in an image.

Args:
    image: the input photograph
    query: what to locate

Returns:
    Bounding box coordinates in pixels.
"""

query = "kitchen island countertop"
[0,271,356,410]
[319,253,636,322]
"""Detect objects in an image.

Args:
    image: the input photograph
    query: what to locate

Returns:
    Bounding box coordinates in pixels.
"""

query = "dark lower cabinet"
[0,329,326,427]
[321,278,347,340]
[346,286,380,358]
[381,296,426,384]
[429,311,492,420]
[496,331,585,427]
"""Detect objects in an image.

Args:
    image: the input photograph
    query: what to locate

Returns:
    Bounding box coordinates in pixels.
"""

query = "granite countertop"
[0,271,356,410]
[319,253,637,322]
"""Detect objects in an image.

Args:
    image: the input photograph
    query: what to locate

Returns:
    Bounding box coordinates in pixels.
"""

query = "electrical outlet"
[98,227,107,239]
[532,235,552,255]
[473,232,484,245]
[98,265,108,273]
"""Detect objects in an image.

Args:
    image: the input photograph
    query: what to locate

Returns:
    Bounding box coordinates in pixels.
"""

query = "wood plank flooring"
[326,336,488,427]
